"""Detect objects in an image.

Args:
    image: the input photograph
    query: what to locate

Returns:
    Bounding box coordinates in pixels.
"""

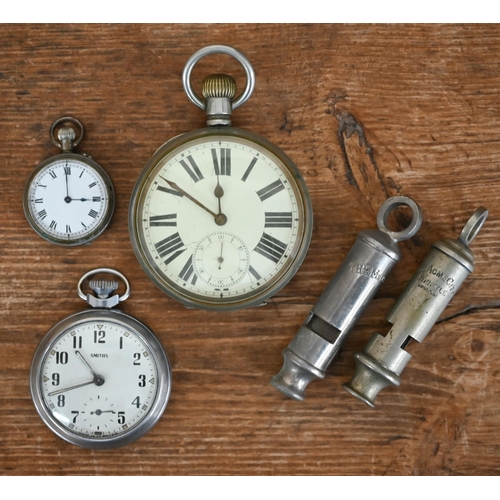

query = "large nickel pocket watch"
[129,45,313,311]
[30,269,172,449]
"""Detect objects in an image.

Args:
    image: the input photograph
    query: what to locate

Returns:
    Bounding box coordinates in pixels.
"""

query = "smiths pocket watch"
[129,45,313,311]
[30,269,172,449]
[23,117,115,246]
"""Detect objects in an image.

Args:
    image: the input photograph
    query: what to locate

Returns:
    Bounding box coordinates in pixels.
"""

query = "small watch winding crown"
[89,279,119,299]
[202,74,237,100]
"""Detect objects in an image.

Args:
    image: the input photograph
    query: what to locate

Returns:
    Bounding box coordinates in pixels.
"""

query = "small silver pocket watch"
[23,117,115,246]
[30,269,172,449]
[129,45,313,311]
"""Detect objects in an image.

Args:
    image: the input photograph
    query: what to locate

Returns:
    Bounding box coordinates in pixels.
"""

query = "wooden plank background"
[1,23,499,475]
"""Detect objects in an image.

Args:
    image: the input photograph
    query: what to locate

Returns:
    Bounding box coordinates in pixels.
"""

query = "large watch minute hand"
[159,176,221,222]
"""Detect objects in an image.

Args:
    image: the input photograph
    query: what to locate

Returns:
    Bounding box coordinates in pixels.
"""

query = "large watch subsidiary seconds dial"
[129,46,313,311]
[30,269,172,449]
[23,117,115,246]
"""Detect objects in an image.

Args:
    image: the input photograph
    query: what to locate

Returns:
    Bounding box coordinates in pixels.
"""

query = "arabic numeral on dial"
[94,330,106,343]
[52,373,60,386]
[118,411,125,424]
[132,396,141,408]
[73,336,82,349]
[55,351,68,364]
[133,353,141,365]
[71,411,79,423]
[57,395,65,407]
[138,375,146,387]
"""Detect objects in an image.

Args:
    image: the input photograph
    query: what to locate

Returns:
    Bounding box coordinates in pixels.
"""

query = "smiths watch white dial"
[129,45,313,311]
[23,117,115,246]
[30,269,172,449]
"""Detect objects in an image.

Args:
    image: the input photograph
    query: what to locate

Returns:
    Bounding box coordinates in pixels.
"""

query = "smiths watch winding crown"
[129,45,313,311]
[23,117,115,246]
[30,269,172,449]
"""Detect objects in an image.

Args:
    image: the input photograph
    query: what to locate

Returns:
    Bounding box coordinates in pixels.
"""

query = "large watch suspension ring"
[182,44,256,110]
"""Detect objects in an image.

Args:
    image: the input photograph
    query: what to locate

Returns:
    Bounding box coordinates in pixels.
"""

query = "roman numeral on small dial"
[254,232,288,263]
[257,179,285,201]
[155,232,186,264]
[149,214,177,227]
[265,212,293,228]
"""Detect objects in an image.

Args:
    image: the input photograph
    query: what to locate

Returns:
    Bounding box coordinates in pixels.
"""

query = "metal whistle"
[344,207,489,407]
[270,196,423,400]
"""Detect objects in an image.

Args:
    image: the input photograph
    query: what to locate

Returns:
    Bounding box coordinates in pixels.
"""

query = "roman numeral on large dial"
[149,214,177,227]
[257,179,285,201]
[241,157,258,182]
[254,233,288,263]
[155,232,186,264]
[212,148,231,176]
[265,212,293,228]
[157,185,183,197]
[180,156,204,183]
[179,255,198,285]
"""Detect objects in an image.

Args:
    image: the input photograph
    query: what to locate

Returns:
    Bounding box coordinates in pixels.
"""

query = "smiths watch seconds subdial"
[129,45,313,311]
[23,117,115,246]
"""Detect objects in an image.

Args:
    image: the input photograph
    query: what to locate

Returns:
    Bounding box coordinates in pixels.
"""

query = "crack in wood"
[436,301,500,324]
[335,110,389,199]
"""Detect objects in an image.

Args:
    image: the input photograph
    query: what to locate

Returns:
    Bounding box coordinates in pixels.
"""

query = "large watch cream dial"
[129,129,313,311]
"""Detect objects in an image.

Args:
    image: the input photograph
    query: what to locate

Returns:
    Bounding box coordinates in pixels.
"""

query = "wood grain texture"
[1,23,499,475]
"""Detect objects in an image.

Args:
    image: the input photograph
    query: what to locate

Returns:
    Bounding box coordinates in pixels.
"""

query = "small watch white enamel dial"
[129,130,313,311]
[30,269,172,449]
[23,117,115,246]
[26,157,111,243]
[39,319,157,437]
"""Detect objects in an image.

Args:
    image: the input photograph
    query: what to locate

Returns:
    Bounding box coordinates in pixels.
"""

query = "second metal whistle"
[270,196,423,400]
[344,207,489,407]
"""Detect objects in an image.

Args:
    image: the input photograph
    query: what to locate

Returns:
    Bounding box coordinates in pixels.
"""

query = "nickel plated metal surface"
[270,196,423,401]
[30,269,172,449]
[344,207,489,407]
[182,44,256,111]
